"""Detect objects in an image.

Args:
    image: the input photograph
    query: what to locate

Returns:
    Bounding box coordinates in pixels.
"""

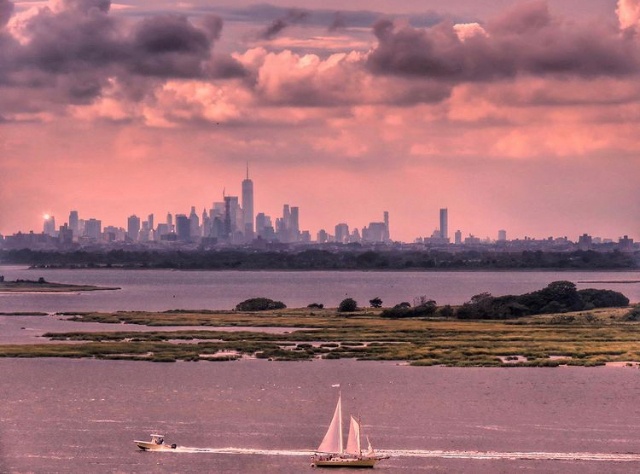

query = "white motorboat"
[134,434,177,451]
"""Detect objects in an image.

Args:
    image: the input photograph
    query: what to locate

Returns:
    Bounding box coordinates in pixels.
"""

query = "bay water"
[2,266,640,473]
[2,359,640,473]
[0,266,638,313]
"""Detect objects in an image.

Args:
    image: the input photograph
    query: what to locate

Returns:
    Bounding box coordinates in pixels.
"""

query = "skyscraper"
[242,164,254,237]
[189,206,200,238]
[175,214,190,241]
[224,196,240,239]
[85,218,102,240]
[383,211,390,242]
[127,215,140,242]
[43,215,56,236]
[335,223,350,244]
[290,206,300,242]
[439,208,448,241]
[69,210,79,236]
[166,213,173,233]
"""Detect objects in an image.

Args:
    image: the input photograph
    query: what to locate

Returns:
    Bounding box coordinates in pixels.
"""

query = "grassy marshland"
[2,306,640,366]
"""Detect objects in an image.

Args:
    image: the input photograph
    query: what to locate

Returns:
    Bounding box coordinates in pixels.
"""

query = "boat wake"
[380,449,640,462]
[152,447,640,462]
[167,447,312,456]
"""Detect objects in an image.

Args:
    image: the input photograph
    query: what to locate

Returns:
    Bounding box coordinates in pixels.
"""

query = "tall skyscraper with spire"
[242,163,254,237]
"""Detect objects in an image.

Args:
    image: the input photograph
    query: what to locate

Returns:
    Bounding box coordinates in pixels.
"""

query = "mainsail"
[345,416,361,455]
[317,394,343,453]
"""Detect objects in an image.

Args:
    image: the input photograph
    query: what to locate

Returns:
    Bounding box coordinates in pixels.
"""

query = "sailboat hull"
[311,456,378,468]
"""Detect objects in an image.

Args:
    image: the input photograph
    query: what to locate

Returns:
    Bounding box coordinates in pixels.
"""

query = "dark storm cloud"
[216,4,445,30]
[258,9,308,40]
[61,0,111,14]
[328,12,346,32]
[22,7,124,74]
[199,14,224,41]
[0,1,245,109]
[129,14,212,77]
[367,1,639,81]
[0,0,14,27]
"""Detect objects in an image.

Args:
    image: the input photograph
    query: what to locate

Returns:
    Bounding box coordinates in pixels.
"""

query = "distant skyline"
[1,0,638,242]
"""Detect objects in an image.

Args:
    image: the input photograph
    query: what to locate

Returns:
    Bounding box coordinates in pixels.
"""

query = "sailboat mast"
[338,392,343,454]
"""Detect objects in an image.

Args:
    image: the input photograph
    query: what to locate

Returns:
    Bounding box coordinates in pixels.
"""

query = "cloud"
[0,0,245,117]
[56,0,111,14]
[453,23,487,42]
[487,0,552,35]
[0,0,14,27]
[3,0,640,125]
[129,14,212,77]
[217,4,443,31]
[328,12,346,32]
[367,1,639,82]
[257,9,308,40]
[617,0,640,30]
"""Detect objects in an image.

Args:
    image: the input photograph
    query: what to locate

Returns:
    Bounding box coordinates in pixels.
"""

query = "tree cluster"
[235,297,286,311]
[455,281,629,320]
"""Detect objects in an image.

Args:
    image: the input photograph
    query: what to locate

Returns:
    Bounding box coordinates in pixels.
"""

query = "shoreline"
[0,281,120,293]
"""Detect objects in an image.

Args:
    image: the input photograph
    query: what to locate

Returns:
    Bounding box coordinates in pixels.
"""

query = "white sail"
[317,394,343,453]
[345,416,361,455]
[365,435,374,456]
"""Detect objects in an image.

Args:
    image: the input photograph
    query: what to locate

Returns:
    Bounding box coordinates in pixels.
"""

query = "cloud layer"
[2,0,640,121]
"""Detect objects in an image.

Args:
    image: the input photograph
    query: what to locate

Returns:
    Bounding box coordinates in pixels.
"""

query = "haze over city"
[1,0,639,242]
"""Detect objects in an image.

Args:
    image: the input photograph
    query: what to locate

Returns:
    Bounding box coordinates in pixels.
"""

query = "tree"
[369,297,383,308]
[235,297,286,311]
[338,298,358,313]
[439,305,454,317]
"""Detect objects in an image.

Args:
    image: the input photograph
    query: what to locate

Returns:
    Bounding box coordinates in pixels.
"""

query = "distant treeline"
[0,248,637,270]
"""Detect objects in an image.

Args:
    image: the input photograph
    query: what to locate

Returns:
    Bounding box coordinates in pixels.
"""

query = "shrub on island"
[623,305,640,321]
[235,297,286,311]
[369,297,383,308]
[338,298,358,313]
[381,300,437,318]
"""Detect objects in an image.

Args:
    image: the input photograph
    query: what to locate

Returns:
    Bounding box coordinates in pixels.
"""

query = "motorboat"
[134,434,177,451]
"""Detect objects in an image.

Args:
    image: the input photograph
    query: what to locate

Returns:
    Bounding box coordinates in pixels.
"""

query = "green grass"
[2,307,639,366]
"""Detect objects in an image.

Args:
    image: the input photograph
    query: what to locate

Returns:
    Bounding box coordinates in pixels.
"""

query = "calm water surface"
[1,266,638,313]
[2,359,640,473]
[2,267,640,473]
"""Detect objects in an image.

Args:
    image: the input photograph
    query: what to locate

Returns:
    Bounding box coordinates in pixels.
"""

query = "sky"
[0,0,638,242]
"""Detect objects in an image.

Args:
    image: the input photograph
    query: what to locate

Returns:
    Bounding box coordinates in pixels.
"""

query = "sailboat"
[311,394,389,468]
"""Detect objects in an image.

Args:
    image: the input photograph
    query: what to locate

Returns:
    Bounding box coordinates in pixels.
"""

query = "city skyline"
[31,168,398,244]
[1,0,639,242]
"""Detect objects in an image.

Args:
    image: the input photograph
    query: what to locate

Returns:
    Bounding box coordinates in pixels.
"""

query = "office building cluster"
[5,170,392,249]
[1,176,636,253]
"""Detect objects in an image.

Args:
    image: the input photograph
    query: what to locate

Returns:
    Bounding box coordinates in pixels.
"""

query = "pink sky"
[0,0,638,242]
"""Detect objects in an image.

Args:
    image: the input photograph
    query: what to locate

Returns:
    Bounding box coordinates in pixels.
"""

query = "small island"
[0,281,638,367]
[0,276,120,293]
